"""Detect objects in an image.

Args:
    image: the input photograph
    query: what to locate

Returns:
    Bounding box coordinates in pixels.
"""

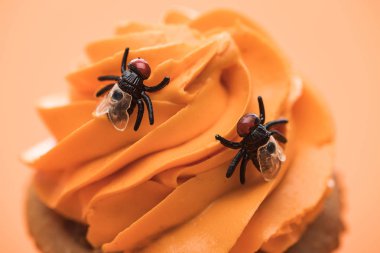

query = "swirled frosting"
[23,9,335,253]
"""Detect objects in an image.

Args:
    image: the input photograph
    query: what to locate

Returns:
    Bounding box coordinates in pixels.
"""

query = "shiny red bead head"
[128,58,151,80]
[237,113,260,137]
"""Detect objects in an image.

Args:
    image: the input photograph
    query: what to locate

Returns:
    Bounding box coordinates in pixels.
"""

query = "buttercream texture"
[23,9,335,253]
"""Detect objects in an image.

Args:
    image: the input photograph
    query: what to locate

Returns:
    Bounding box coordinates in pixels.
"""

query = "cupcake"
[23,8,344,253]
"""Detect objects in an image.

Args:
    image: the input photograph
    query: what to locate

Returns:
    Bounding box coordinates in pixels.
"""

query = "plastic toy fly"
[215,96,288,184]
[94,48,170,131]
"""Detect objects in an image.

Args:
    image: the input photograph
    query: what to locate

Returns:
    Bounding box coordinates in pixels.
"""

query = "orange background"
[0,0,379,252]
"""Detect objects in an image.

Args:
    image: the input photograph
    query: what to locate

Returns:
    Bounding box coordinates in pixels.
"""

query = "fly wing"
[108,93,132,131]
[276,138,286,162]
[94,86,117,117]
[94,84,132,131]
[257,136,286,181]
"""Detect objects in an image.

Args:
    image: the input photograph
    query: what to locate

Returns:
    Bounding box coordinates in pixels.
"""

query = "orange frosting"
[23,9,335,253]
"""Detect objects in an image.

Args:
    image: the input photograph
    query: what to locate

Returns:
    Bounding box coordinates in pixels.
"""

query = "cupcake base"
[26,179,344,253]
